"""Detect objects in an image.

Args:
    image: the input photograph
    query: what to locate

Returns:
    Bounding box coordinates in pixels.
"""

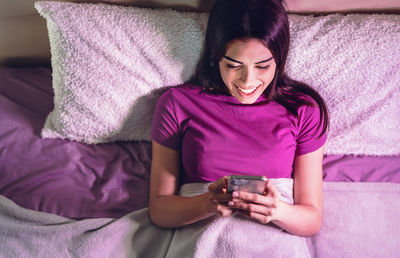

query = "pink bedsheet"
[1,66,399,219]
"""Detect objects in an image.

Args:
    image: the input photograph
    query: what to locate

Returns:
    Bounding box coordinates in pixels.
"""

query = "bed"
[1,0,400,257]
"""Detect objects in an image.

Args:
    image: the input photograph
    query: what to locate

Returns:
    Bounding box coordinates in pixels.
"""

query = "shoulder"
[158,83,215,109]
[286,93,320,117]
[298,96,319,111]
[156,83,200,105]
[274,92,321,118]
[297,106,322,132]
[154,83,206,118]
[293,96,327,154]
[160,83,202,98]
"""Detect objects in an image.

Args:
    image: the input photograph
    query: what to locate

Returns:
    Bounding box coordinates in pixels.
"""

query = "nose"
[239,67,257,87]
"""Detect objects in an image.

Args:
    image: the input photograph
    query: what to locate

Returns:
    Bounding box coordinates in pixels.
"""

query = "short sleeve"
[295,104,327,155]
[151,89,181,150]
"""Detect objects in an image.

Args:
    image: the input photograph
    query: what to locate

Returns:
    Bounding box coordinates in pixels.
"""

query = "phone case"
[227,175,267,194]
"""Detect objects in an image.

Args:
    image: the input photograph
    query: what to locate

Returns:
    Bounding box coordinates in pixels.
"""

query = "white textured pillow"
[35,1,207,143]
[287,14,400,156]
[35,1,400,155]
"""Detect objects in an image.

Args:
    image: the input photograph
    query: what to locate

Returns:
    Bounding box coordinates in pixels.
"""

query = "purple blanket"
[0,67,151,219]
[1,66,400,220]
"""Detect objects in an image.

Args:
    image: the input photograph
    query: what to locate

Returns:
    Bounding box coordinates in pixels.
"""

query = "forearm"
[149,193,214,228]
[272,201,322,237]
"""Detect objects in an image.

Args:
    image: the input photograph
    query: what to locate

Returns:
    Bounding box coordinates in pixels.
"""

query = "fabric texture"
[1,67,400,220]
[179,179,311,258]
[35,1,208,143]
[35,1,400,155]
[0,67,151,219]
[286,14,400,155]
[1,180,400,257]
[151,84,326,183]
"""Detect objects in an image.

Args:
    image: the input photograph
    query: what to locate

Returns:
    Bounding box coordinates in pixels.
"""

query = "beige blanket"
[1,180,400,257]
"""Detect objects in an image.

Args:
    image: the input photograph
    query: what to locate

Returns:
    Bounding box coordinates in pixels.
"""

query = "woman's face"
[218,38,277,104]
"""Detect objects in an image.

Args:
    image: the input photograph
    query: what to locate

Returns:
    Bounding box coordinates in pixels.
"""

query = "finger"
[215,204,233,217]
[208,176,228,192]
[208,189,232,205]
[232,191,276,206]
[231,200,275,215]
[234,206,275,225]
[211,192,232,201]
[265,180,281,200]
[248,212,273,224]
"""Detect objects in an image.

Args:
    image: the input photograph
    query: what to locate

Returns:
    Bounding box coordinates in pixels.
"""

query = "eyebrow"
[223,56,274,64]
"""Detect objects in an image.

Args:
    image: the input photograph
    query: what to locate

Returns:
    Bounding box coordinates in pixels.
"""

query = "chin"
[236,96,259,104]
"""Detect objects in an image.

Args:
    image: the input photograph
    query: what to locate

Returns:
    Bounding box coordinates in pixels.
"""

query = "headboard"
[1,0,400,66]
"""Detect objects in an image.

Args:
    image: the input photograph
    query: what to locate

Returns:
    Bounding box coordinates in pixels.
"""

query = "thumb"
[265,179,281,200]
[208,176,228,192]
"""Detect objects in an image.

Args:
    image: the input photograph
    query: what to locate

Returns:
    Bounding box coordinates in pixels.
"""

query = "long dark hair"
[189,0,329,135]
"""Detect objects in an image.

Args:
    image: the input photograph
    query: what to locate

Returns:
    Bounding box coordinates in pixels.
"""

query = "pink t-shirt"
[151,84,326,184]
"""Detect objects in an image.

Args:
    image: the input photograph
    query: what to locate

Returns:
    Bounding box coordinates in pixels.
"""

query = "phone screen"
[227,175,267,194]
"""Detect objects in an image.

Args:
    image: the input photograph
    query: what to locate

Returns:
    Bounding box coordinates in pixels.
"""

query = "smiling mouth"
[235,84,261,95]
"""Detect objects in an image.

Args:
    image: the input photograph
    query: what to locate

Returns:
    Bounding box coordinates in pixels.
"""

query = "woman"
[149,0,328,237]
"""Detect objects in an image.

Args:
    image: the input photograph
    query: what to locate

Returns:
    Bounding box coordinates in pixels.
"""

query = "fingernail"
[232,191,238,197]
[228,201,234,206]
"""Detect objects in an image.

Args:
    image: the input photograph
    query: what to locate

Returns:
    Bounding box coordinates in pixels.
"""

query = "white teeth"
[238,87,257,94]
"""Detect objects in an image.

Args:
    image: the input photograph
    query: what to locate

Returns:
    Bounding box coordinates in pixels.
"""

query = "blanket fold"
[1,180,400,258]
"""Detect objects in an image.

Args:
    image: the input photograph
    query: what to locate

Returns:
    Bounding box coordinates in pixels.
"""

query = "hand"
[228,179,282,224]
[207,176,233,217]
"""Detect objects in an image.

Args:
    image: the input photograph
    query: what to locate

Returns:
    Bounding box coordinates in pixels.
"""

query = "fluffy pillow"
[35,1,208,143]
[35,1,400,155]
[287,14,400,156]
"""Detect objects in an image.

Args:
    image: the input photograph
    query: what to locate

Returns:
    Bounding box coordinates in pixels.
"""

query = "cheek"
[219,64,227,80]
[262,68,276,84]
[220,68,235,84]
[265,72,275,82]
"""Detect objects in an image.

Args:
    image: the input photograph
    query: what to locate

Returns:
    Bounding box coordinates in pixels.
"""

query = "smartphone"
[227,175,267,194]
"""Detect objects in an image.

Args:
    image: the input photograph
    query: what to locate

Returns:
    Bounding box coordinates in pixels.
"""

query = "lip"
[234,84,261,98]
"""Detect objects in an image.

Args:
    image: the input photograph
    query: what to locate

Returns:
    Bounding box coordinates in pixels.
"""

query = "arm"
[230,145,324,236]
[272,145,324,236]
[148,141,232,228]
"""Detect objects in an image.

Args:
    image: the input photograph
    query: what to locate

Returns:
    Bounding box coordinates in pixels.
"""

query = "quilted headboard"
[1,0,400,66]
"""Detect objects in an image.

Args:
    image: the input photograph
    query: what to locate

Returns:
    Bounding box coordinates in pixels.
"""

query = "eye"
[256,65,270,70]
[226,64,241,69]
